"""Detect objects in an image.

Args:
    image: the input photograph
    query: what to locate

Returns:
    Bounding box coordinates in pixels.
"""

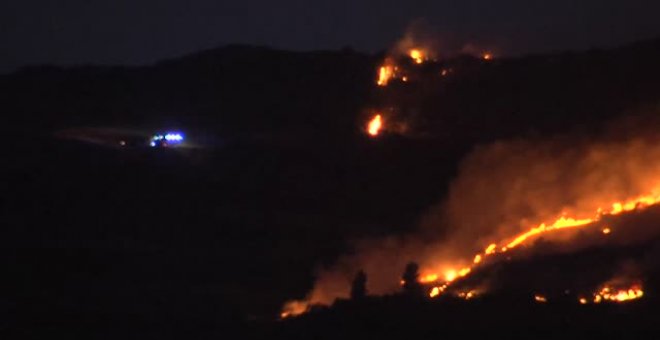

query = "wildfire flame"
[593,285,644,303]
[377,65,394,86]
[367,114,383,137]
[280,300,309,319]
[429,287,440,298]
[409,49,425,64]
[282,192,657,318]
[420,274,438,283]
[417,192,660,295]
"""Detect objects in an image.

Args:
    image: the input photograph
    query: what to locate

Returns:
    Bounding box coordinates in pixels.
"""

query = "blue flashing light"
[164,133,184,142]
[150,131,184,147]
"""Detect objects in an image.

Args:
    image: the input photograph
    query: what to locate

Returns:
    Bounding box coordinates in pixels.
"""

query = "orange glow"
[593,285,643,303]
[367,114,383,137]
[282,114,660,319]
[430,287,440,298]
[416,193,660,299]
[505,216,594,249]
[409,49,425,64]
[429,284,447,298]
[280,300,309,319]
[579,297,588,304]
[487,192,660,255]
[457,290,477,300]
[458,267,471,277]
[485,243,497,255]
[482,53,492,60]
[377,65,394,86]
[444,270,457,282]
[441,69,448,76]
[534,295,547,303]
[420,273,439,283]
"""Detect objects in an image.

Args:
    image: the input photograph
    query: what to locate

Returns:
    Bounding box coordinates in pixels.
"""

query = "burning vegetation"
[282,122,660,318]
[367,114,383,137]
[408,49,427,64]
[367,30,496,140]
[374,49,426,87]
[377,63,396,87]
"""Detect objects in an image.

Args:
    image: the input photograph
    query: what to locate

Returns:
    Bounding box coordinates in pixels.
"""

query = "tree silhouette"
[402,262,422,296]
[350,270,367,300]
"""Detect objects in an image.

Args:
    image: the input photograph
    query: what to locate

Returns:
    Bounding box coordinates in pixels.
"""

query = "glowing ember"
[578,297,588,304]
[485,244,497,255]
[429,284,447,298]
[482,53,492,60]
[409,49,425,64]
[602,227,611,235]
[534,295,547,303]
[458,267,471,277]
[367,114,383,137]
[280,300,309,319]
[377,65,395,86]
[430,287,440,298]
[593,285,643,303]
[457,290,477,300]
[473,254,482,264]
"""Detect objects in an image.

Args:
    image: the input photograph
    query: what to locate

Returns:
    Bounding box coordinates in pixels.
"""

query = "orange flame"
[420,273,439,283]
[482,53,492,60]
[593,285,644,303]
[282,127,660,318]
[367,114,383,137]
[280,300,309,319]
[534,295,547,303]
[429,287,440,298]
[419,192,660,293]
[409,49,425,64]
[377,65,395,86]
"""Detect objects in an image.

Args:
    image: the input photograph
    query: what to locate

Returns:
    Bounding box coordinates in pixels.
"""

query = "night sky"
[3,0,660,73]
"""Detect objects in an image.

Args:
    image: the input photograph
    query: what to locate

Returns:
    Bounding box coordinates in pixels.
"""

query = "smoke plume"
[292,111,660,310]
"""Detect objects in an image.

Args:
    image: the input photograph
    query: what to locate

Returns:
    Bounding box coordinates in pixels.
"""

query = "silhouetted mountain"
[4,38,660,143]
[1,45,375,138]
